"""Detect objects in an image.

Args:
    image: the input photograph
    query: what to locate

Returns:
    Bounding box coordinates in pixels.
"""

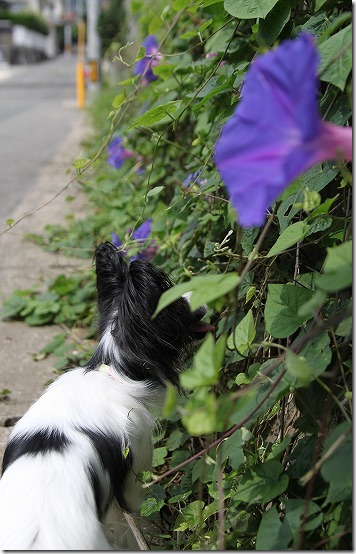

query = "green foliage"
[0,10,49,35]
[97,0,126,54]
[1,0,352,549]
[0,273,96,328]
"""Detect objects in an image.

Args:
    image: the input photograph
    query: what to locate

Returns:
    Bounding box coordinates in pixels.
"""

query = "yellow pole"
[76,19,85,109]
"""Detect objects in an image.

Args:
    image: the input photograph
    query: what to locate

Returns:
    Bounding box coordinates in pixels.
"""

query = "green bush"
[97,0,126,55]
[0,10,49,35]
[2,0,352,549]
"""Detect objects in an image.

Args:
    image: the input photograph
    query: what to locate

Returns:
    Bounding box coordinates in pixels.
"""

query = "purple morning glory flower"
[110,232,122,248]
[183,169,204,188]
[110,219,157,262]
[133,35,161,84]
[132,219,152,241]
[215,33,352,228]
[107,135,134,169]
[130,219,158,261]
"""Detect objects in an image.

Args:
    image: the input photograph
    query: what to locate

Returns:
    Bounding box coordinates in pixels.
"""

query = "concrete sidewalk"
[0,110,89,454]
[0,86,144,551]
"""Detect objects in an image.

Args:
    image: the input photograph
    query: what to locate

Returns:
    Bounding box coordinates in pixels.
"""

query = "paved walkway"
[0,121,89,453]
[0,57,143,549]
[0,55,89,453]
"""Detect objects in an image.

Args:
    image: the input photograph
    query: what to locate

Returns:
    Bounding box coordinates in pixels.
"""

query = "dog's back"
[0,452,111,549]
[0,243,212,549]
[0,368,154,550]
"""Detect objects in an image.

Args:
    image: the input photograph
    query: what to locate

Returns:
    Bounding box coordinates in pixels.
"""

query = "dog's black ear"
[94,242,128,301]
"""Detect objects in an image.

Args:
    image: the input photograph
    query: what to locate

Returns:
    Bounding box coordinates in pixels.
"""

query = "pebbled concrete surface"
[0,59,146,551]
[0,114,89,455]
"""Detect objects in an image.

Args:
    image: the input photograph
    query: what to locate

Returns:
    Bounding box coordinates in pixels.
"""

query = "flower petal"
[215,33,322,227]
[132,219,152,241]
[133,35,159,82]
[111,232,122,248]
[141,35,159,55]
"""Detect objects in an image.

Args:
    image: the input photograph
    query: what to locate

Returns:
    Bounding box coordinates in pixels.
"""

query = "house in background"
[0,0,83,62]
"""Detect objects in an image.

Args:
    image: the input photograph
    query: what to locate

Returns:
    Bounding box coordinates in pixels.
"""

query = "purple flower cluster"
[215,33,352,228]
[133,35,161,85]
[182,169,207,188]
[111,219,157,262]
[107,135,134,169]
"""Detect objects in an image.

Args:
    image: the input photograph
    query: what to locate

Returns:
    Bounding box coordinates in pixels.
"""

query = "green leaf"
[284,499,323,537]
[319,24,352,90]
[299,331,331,379]
[237,461,289,504]
[165,428,186,451]
[174,500,205,531]
[256,506,292,550]
[180,29,197,39]
[235,373,251,386]
[227,309,256,354]
[220,429,251,470]
[200,18,213,32]
[266,222,309,258]
[152,64,177,80]
[148,15,163,34]
[127,101,180,129]
[285,350,314,387]
[245,285,256,303]
[153,272,240,316]
[264,285,314,338]
[168,491,192,504]
[316,241,352,292]
[224,0,279,19]
[266,436,291,460]
[140,497,165,517]
[256,0,291,46]
[72,157,91,169]
[182,388,216,436]
[152,446,168,467]
[134,44,146,62]
[320,422,352,504]
[162,382,177,417]
[277,164,338,231]
[39,333,67,355]
[180,334,218,389]
[297,289,326,318]
[25,312,54,326]
[335,315,352,338]
[229,363,289,428]
[0,292,28,319]
[146,186,164,197]
[112,93,125,109]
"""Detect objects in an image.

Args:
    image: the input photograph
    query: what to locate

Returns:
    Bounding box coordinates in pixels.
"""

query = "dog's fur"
[0,242,212,550]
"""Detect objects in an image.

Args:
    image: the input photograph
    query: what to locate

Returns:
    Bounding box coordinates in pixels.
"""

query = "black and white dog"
[0,242,213,550]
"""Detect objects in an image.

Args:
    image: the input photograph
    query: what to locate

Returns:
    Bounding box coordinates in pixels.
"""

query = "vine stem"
[239,207,276,284]
[143,367,287,487]
[144,307,351,488]
[299,427,351,487]
[123,513,149,550]
[0,173,78,236]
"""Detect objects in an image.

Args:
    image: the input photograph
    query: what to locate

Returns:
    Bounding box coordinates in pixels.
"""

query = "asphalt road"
[0,54,80,222]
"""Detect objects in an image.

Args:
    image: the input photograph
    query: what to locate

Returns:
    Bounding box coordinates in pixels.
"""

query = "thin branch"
[123,513,149,550]
[144,367,287,487]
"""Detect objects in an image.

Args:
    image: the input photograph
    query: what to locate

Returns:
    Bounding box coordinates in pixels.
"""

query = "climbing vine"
[1,0,352,549]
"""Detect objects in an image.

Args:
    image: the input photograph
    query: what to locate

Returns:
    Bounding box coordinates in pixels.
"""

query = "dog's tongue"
[190,321,215,333]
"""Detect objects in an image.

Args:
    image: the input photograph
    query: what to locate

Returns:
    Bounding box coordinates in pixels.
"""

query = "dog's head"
[86,242,214,386]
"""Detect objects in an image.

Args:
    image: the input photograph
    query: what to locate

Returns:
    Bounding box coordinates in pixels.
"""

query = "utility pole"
[63,0,73,54]
[86,0,101,89]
